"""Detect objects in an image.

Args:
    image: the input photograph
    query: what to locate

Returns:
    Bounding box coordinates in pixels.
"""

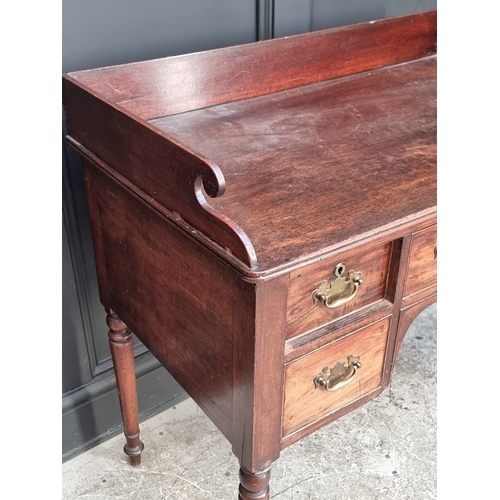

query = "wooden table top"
[63,10,436,274]
[151,57,436,272]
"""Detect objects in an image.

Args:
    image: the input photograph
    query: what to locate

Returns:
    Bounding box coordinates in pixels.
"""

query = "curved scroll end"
[230,223,258,269]
[196,159,226,198]
[194,174,258,270]
[62,80,253,268]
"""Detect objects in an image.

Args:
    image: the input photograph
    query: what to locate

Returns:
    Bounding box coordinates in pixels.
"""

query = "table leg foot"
[238,466,271,500]
[107,309,144,466]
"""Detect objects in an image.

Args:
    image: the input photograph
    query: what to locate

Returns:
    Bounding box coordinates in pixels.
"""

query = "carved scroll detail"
[63,77,258,269]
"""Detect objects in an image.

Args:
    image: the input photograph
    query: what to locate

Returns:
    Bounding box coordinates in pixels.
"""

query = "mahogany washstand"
[63,10,437,498]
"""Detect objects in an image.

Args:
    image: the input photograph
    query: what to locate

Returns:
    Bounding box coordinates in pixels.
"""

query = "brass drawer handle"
[312,263,363,309]
[314,355,362,392]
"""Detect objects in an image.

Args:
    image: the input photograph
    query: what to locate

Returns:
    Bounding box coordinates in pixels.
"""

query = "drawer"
[282,317,390,437]
[286,243,393,338]
[404,225,437,298]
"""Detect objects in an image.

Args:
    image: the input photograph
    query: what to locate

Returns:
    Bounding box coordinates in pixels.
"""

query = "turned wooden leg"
[238,467,271,500]
[107,309,144,466]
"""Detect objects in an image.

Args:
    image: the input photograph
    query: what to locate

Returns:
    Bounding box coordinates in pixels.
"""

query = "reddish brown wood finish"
[85,156,288,472]
[286,242,392,338]
[379,220,437,389]
[106,310,144,466]
[404,225,437,298]
[68,11,436,120]
[232,277,288,473]
[88,161,237,440]
[284,302,392,362]
[152,57,436,272]
[62,11,437,499]
[63,11,436,273]
[62,82,257,268]
[283,317,390,437]
[239,467,271,500]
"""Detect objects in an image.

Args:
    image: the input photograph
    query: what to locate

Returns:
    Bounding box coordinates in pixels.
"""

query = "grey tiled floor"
[62,304,436,500]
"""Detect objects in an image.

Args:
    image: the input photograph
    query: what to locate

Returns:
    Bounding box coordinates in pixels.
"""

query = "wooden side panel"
[86,160,242,441]
[67,11,437,120]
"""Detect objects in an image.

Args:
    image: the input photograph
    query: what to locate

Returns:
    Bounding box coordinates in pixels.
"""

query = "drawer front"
[286,243,392,339]
[404,225,437,298]
[282,317,390,437]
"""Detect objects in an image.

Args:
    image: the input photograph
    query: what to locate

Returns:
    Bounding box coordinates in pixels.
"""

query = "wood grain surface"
[286,242,392,338]
[282,317,390,437]
[106,310,144,466]
[87,161,241,441]
[64,11,436,272]
[404,225,437,298]
[63,11,438,497]
[63,81,257,268]
[67,11,436,120]
[153,57,436,272]
[231,276,289,472]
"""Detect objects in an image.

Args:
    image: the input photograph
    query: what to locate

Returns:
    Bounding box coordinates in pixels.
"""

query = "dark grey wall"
[62,0,436,462]
[274,0,436,37]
